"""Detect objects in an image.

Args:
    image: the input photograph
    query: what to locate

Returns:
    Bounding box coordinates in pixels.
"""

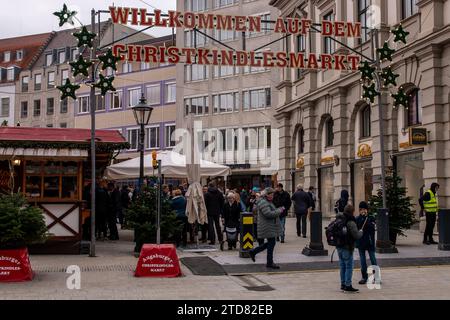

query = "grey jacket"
[336,212,363,251]
[256,197,283,239]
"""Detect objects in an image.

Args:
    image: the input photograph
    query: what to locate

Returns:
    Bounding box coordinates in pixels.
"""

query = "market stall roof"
[105,150,231,180]
[0,127,129,158]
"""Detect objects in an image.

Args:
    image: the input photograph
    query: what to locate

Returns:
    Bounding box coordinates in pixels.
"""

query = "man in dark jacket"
[420,182,439,245]
[120,185,130,228]
[291,184,312,238]
[106,182,120,240]
[273,183,292,243]
[336,204,363,293]
[355,201,377,285]
[204,182,224,245]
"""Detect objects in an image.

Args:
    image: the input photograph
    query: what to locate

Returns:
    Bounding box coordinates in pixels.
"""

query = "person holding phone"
[355,201,377,285]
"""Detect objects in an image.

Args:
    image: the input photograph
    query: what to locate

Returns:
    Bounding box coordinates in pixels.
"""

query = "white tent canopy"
[105,150,231,180]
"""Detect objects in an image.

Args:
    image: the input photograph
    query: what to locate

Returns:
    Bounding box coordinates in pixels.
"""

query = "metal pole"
[139,123,145,190]
[157,159,162,245]
[89,9,97,258]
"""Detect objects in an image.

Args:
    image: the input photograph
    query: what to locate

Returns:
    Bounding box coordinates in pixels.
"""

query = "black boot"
[343,286,359,293]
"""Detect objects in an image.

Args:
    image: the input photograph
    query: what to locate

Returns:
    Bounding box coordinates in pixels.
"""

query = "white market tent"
[104,150,231,180]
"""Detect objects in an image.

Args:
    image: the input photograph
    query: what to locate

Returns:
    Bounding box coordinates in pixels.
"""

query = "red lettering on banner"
[235,16,247,32]
[235,51,248,66]
[198,48,211,65]
[249,51,261,67]
[322,21,333,36]
[287,18,299,34]
[140,9,153,26]
[289,52,305,69]
[216,15,233,30]
[301,19,312,35]
[113,44,126,60]
[263,51,275,67]
[221,50,234,66]
[321,54,333,69]
[127,45,142,62]
[154,9,167,27]
[347,55,361,70]
[248,16,261,33]
[131,8,139,26]
[307,53,319,69]
[274,17,287,33]
[276,52,288,68]
[334,21,345,37]
[197,13,214,29]
[168,10,183,28]
[184,12,196,28]
[334,55,346,70]
[167,47,181,64]
[144,46,158,63]
[182,48,196,64]
[109,6,130,24]
[347,22,361,38]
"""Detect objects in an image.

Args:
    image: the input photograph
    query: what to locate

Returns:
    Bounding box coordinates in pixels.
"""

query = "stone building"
[270,0,450,216]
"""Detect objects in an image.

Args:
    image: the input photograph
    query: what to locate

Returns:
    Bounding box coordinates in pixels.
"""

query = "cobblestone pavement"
[1,218,449,300]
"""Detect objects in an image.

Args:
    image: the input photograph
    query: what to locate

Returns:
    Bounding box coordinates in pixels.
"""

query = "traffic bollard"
[239,212,254,258]
[438,209,450,251]
[302,211,328,256]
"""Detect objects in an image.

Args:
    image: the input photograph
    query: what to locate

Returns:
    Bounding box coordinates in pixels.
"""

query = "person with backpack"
[334,189,350,215]
[326,204,362,292]
[355,201,377,285]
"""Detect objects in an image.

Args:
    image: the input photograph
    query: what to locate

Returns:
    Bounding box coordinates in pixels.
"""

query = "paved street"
[1,218,450,300]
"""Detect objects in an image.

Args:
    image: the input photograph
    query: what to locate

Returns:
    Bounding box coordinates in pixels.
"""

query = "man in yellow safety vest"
[419,183,440,245]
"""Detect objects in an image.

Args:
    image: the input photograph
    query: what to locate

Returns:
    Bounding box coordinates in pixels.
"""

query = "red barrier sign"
[135,244,182,278]
[0,248,33,282]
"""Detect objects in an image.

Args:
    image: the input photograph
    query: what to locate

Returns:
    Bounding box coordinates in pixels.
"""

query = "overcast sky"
[0,0,176,39]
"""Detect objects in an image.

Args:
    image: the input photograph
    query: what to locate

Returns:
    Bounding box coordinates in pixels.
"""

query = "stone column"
[302,101,319,198]
[417,0,446,38]
[276,111,293,191]
[416,44,449,208]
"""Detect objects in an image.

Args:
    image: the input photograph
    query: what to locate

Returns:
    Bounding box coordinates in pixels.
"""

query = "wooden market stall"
[0,127,129,254]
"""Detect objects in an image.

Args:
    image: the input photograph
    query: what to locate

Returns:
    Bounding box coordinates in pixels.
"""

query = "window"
[214,0,235,9]
[60,123,67,128]
[146,85,161,105]
[35,74,42,91]
[4,51,11,62]
[45,53,53,66]
[60,99,68,114]
[146,126,160,149]
[297,127,305,154]
[24,161,80,199]
[122,62,132,73]
[110,91,123,110]
[61,69,69,83]
[59,50,66,64]
[213,92,237,113]
[185,29,207,47]
[128,88,141,107]
[141,62,151,70]
[296,35,306,79]
[325,117,334,147]
[214,65,235,78]
[407,89,422,126]
[1,98,9,117]
[16,50,23,61]
[216,29,235,42]
[358,0,372,43]
[323,12,335,54]
[165,124,176,148]
[6,68,14,81]
[78,96,89,113]
[165,82,176,103]
[185,64,208,81]
[361,105,371,138]
[244,51,266,74]
[22,76,29,92]
[127,128,139,150]
[47,71,55,88]
[248,13,271,37]
[243,88,271,110]
[184,96,209,116]
[46,98,54,115]
[402,0,419,19]
[21,101,28,118]
[185,0,207,11]
[71,48,79,60]
[33,100,41,117]
[95,94,105,111]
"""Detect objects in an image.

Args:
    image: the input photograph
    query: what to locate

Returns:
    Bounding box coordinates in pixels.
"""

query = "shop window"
[325,117,334,147]
[406,89,422,127]
[361,105,371,138]
[24,161,79,199]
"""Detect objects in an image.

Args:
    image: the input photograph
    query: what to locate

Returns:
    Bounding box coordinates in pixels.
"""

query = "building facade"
[74,35,177,162]
[176,0,281,190]
[15,21,150,128]
[0,33,54,127]
[270,0,450,216]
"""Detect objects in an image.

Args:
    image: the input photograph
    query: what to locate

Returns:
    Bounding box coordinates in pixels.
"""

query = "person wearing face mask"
[355,201,377,285]
[420,183,440,245]
[248,188,284,269]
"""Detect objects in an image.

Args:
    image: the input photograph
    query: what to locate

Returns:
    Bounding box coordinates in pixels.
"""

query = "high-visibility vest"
[423,190,438,213]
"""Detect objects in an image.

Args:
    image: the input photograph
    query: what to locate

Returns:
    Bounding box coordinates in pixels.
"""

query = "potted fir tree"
[0,193,48,282]
[125,184,182,254]
[368,174,418,246]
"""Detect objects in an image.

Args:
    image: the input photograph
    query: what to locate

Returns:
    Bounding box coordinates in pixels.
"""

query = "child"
[355,201,377,285]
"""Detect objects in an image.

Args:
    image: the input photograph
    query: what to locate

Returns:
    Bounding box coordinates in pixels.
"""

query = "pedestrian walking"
[273,183,292,243]
[336,204,363,292]
[171,189,188,248]
[291,184,312,238]
[119,185,130,229]
[355,201,377,285]
[335,189,350,214]
[248,188,284,269]
[221,192,241,250]
[95,180,108,240]
[204,182,224,245]
[106,182,120,240]
[420,182,440,245]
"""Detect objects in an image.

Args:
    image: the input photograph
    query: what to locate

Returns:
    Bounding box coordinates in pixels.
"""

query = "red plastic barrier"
[135,244,182,278]
[0,247,33,282]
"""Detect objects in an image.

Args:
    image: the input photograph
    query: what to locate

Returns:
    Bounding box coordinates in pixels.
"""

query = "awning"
[0,147,88,158]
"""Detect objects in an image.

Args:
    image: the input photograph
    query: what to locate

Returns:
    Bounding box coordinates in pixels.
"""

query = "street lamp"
[132,94,153,189]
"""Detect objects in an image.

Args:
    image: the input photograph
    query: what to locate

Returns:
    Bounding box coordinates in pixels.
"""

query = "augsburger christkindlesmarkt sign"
[109,7,362,71]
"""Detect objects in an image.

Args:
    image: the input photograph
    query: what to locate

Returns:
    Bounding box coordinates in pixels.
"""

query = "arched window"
[325,118,334,147]
[361,105,371,138]
[406,88,422,127]
[297,127,305,154]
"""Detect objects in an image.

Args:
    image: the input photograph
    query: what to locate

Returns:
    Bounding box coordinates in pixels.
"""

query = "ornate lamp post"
[132,94,153,190]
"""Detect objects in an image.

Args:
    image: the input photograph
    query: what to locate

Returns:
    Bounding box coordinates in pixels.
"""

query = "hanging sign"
[409,127,427,146]
[109,7,362,71]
